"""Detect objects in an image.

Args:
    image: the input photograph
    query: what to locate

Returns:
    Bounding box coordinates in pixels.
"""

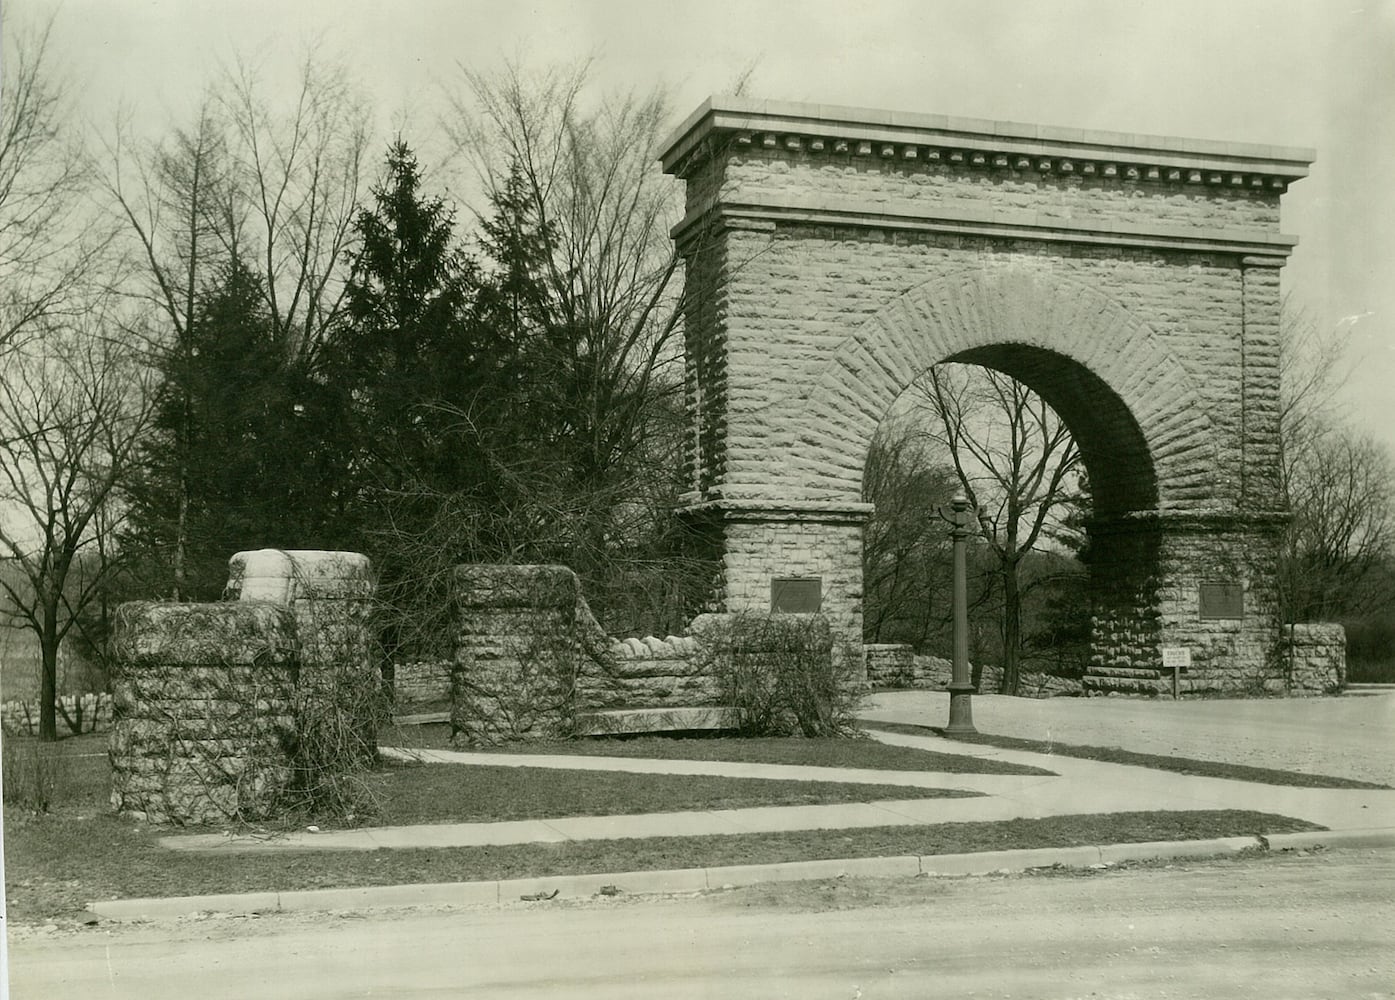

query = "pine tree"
[124,257,350,598]
[331,140,496,496]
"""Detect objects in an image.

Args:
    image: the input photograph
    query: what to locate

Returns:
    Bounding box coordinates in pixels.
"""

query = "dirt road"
[10,850,1393,999]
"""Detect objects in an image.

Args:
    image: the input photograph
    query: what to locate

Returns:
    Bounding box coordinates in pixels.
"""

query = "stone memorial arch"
[661,98,1317,695]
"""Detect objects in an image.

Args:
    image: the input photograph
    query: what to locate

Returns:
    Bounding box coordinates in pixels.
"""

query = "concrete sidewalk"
[157,724,1395,855]
[95,695,1395,920]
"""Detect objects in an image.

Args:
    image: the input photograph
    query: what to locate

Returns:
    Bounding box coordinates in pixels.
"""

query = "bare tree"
[218,52,369,360]
[1276,303,1395,624]
[446,63,686,563]
[1281,425,1395,621]
[0,15,107,354]
[915,364,1084,695]
[103,52,369,596]
[381,58,709,640]
[105,101,231,597]
[862,417,957,645]
[0,319,155,740]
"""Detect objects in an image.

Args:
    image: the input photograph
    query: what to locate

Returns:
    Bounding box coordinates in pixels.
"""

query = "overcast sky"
[32,0,1395,448]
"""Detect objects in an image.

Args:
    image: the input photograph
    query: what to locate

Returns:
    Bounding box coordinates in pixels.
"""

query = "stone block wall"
[450,565,614,745]
[864,644,917,687]
[454,565,871,744]
[109,602,299,826]
[866,648,1081,698]
[579,635,713,709]
[226,550,382,763]
[1281,623,1345,695]
[393,660,452,707]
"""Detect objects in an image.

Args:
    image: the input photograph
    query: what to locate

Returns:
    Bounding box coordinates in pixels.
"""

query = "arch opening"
[861,356,1111,694]
[940,344,1156,519]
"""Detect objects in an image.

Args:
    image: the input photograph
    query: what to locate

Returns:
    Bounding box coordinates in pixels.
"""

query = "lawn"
[4,732,1325,924]
[354,760,974,827]
[7,797,1320,924]
[864,722,1393,790]
[381,723,1055,776]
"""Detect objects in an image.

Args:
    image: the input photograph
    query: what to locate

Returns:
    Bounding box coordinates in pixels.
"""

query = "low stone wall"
[976,663,1083,698]
[451,565,732,744]
[864,644,917,688]
[393,660,452,707]
[869,649,1082,698]
[1,693,112,736]
[579,634,713,709]
[1282,623,1345,695]
[109,602,299,825]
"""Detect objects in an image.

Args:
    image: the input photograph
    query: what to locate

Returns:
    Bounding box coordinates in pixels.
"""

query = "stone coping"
[660,96,1314,179]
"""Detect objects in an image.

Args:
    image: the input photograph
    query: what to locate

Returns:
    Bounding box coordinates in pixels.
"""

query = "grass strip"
[7,807,1321,924]
[381,724,1053,777]
[866,722,1392,790]
[358,761,974,827]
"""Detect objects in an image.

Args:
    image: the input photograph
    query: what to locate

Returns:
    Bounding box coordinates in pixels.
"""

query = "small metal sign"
[1198,582,1244,620]
[771,577,822,613]
[1161,646,1192,670]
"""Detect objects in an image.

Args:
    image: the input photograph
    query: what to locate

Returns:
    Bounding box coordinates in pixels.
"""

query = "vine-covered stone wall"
[109,602,299,825]
[110,549,382,826]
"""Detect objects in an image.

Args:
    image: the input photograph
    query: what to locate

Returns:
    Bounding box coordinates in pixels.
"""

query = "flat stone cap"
[227,549,373,603]
[660,96,1314,181]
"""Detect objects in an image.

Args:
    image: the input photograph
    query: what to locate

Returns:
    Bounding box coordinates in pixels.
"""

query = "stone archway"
[662,97,1313,694]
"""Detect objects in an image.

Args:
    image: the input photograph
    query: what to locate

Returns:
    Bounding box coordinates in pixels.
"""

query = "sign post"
[1161,646,1191,700]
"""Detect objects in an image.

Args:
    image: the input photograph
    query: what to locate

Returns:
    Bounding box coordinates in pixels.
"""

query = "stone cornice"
[673,198,1299,259]
[661,97,1314,191]
[679,498,875,524]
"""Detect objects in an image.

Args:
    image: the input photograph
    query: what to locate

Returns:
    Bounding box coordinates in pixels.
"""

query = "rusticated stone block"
[109,601,298,826]
[666,99,1307,704]
[227,550,384,767]
[1281,623,1345,695]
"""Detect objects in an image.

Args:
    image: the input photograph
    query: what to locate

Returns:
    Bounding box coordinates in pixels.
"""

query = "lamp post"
[937,492,977,735]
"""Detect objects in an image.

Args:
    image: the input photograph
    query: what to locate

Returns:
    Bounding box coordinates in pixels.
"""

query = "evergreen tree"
[331,140,497,497]
[124,257,349,598]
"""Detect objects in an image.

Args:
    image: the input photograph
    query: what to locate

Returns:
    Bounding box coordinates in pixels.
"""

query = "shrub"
[1343,616,1395,683]
[698,613,863,737]
[2,735,69,814]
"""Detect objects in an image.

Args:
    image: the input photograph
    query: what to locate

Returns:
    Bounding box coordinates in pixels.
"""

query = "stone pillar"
[226,549,382,763]
[682,500,871,666]
[1084,515,1164,694]
[1085,513,1286,695]
[1240,257,1286,511]
[450,564,613,745]
[109,602,298,825]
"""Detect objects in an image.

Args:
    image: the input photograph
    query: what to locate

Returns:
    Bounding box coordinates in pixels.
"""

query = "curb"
[84,828,1395,921]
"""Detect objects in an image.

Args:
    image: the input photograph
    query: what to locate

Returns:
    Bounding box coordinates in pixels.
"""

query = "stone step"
[392,711,450,726]
[574,706,740,736]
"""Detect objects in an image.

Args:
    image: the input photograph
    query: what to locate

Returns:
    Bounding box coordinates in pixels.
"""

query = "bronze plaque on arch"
[1198,582,1244,620]
[771,577,822,613]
